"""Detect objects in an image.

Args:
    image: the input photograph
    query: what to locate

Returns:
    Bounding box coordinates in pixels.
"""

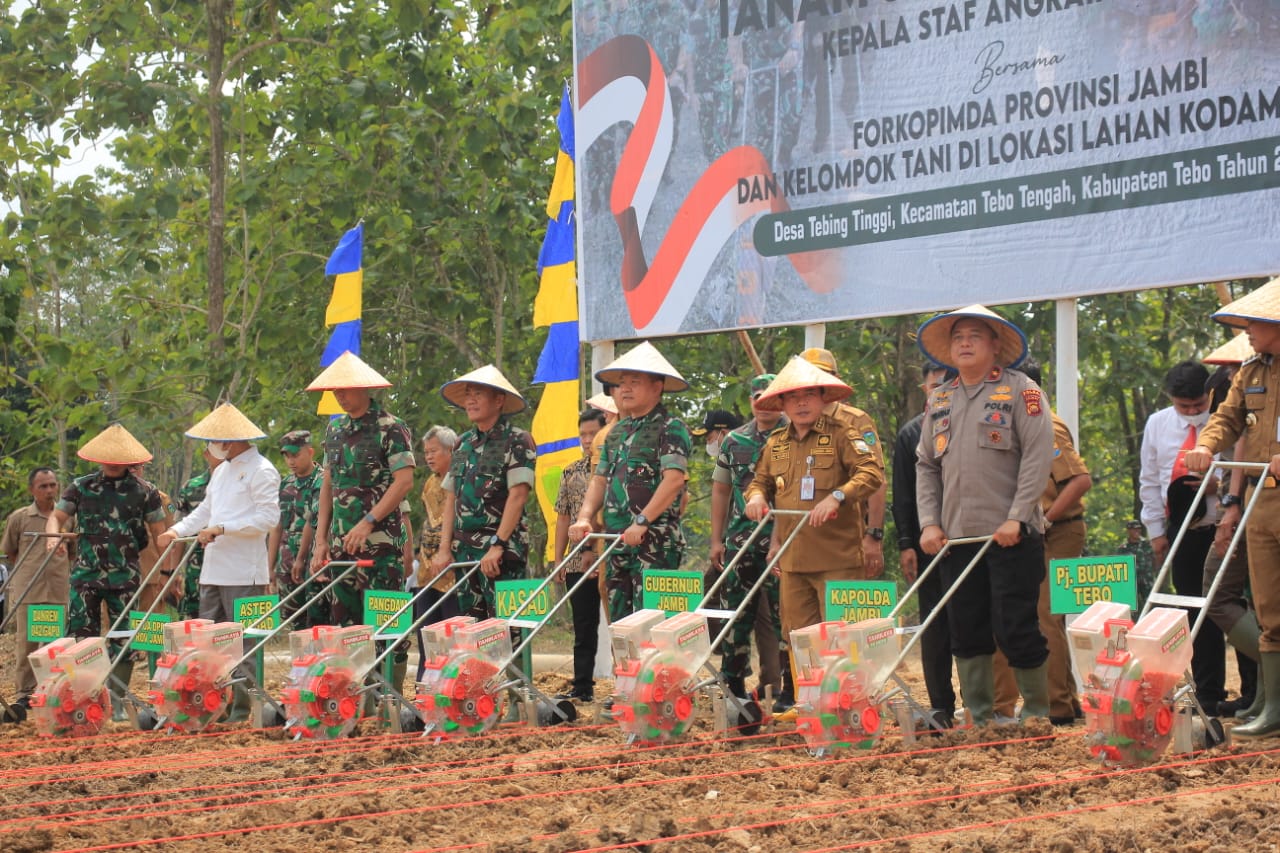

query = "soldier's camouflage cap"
[280,430,312,453]
[750,373,776,397]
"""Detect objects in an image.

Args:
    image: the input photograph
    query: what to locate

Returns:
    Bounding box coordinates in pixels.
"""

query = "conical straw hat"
[78,424,153,465]
[306,351,392,391]
[593,341,689,392]
[753,356,852,413]
[440,365,527,414]
[1212,276,1280,329]
[916,304,1028,369]
[185,403,267,441]
[1203,332,1255,366]
[585,392,618,415]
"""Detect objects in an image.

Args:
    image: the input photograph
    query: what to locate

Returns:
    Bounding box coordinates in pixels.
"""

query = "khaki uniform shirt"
[1199,354,1280,467]
[746,415,884,574]
[823,401,885,471]
[915,367,1054,537]
[1042,413,1089,518]
[2,504,70,606]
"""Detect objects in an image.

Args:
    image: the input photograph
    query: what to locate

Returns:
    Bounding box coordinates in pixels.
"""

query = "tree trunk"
[206,0,227,361]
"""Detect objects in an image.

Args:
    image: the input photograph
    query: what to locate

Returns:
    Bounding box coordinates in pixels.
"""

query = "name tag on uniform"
[800,476,815,501]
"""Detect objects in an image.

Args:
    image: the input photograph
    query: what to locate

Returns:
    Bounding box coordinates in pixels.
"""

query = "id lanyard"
[800,455,815,501]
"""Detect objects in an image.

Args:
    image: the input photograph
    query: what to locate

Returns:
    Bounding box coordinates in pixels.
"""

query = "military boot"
[1013,663,1050,721]
[227,683,252,723]
[772,665,795,713]
[955,655,995,726]
[1233,652,1280,738]
[723,676,747,700]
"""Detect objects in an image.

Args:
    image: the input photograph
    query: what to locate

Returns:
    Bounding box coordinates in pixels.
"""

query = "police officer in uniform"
[744,357,885,644]
[569,342,692,621]
[431,365,536,619]
[915,305,1054,725]
[1188,278,1280,736]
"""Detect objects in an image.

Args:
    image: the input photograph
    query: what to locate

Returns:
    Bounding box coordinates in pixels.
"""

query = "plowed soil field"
[3,635,1279,853]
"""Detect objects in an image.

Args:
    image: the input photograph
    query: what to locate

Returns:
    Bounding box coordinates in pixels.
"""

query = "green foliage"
[0,0,1265,588]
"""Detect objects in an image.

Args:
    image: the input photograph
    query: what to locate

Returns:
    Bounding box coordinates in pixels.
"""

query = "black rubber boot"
[772,666,795,713]
[724,676,747,700]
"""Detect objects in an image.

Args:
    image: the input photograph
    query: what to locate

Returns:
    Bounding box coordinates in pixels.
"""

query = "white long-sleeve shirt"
[172,446,281,585]
[1139,406,1220,539]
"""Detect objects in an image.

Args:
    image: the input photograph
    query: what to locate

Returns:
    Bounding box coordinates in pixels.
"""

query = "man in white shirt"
[157,403,280,720]
[1138,360,1227,713]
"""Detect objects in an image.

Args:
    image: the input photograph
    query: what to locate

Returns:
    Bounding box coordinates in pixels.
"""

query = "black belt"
[1246,475,1278,488]
[1054,514,1084,524]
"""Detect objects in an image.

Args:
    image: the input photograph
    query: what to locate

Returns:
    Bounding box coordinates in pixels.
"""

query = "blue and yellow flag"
[531,86,581,558]
[319,223,364,415]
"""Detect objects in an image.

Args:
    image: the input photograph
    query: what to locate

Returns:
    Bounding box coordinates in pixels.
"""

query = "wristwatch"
[1220,494,1242,509]
[633,513,650,527]
[487,534,508,550]
[831,489,846,504]
[363,512,377,525]
[866,527,884,541]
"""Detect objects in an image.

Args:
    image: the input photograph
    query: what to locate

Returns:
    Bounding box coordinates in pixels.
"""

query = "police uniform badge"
[934,433,948,454]
[1022,389,1043,416]
[988,430,1003,444]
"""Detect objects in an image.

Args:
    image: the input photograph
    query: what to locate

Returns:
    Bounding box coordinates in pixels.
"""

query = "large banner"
[574,1,1280,342]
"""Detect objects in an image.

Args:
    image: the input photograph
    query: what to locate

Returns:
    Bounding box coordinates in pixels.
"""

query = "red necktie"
[1170,424,1197,483]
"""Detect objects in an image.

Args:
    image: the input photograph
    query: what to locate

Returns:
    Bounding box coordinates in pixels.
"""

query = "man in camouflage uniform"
[173,447,220,618]
[307,353,416,645]
[711,374,787,703]
[430,366,535,619]
[570,342,692,621]
[267,430,320,624]
[1119,520,1156,611]
[46,424,169,705]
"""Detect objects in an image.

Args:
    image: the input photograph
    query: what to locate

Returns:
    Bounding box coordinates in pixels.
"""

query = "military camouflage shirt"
[595,403,690,547]
[442,417,536,561]
[278,466,321,572]
[713,419,774,557]
[322,400,415,558]
[57,471,167,585]
[174,469,211,571]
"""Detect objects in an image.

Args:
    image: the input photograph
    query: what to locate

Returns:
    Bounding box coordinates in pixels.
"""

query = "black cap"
[1125,520,1143,530]
[691,409,743,436]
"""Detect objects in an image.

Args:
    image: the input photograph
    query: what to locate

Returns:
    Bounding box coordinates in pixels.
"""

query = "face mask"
[1178,410,1210,429]
[207,442,230,461]
[705,440,721,459]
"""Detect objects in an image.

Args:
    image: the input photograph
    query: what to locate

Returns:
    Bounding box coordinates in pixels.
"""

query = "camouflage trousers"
[180,558,203,619]
[716,549,783,680]
[327,550,407,663]
[275,567,302,623]
[452,544,525,619]
[69,578,138,654]
[606,542,685,622]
